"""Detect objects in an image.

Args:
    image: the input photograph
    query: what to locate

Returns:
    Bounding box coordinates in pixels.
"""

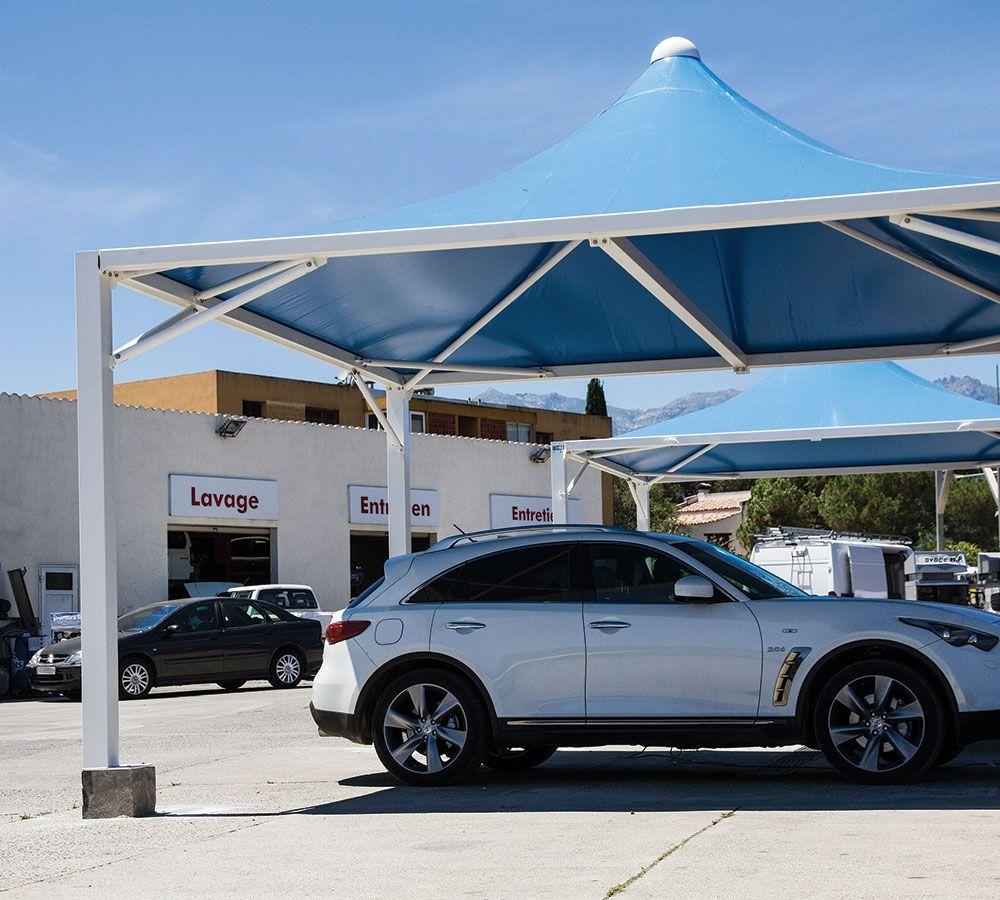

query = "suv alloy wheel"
[814,659,945,784]
[372,668,488,786]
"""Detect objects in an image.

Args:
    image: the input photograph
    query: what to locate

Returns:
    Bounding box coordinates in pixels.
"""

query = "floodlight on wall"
[215,417,247,439]
[530,446,551,464]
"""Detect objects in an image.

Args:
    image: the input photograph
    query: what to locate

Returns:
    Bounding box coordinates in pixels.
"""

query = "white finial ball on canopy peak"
[649,36,701,64]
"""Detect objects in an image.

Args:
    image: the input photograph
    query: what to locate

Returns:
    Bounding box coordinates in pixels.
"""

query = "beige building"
[676,490,752,554]
[42,369,614,521]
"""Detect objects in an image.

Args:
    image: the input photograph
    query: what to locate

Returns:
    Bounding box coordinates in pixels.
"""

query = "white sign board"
[348,485,440,526]
[490,494,583,528]
[169,474,278,520]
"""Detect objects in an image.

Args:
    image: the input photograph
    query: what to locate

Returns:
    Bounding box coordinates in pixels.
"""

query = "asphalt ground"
[2,685,999,898]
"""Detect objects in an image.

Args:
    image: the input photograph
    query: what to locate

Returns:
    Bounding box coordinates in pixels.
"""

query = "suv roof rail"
[429,524,636,551]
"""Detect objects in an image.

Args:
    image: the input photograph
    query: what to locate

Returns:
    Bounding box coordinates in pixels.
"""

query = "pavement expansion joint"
[602,809,737,898]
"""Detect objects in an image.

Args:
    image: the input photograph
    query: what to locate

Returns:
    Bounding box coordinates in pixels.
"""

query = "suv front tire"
[372,668,489,786]
[814,659,945,784]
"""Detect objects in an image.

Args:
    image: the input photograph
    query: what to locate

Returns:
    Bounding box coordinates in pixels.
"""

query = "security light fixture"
[530,446,551,464]
[215,417,247,439]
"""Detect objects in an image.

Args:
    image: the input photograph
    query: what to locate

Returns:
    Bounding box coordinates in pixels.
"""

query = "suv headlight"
[900,617,999,651]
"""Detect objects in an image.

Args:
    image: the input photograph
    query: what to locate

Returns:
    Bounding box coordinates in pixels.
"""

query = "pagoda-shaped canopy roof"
[560,362,1000,480]
[104,38,1000,390]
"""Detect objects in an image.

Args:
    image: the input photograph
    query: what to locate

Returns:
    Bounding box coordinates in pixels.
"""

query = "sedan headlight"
[65,650,82,666]
[900,617,999,651]
[28,650,43,667]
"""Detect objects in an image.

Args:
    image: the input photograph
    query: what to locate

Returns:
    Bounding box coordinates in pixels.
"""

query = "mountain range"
[473,374,1000,435]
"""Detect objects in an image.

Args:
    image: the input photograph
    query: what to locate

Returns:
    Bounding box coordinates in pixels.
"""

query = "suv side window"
[412,544,578,603]
[587,543,701,604]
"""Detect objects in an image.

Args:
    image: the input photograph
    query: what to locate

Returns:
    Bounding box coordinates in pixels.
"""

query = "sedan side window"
[222,600,269,627]
[588,544,699,604]
[168,602,218,633]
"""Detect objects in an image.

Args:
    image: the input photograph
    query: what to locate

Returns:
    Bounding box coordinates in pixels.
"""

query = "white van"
[750,529,912,599]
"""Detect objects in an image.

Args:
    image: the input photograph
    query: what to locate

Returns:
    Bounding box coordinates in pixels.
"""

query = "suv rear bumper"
[310,702,366,744]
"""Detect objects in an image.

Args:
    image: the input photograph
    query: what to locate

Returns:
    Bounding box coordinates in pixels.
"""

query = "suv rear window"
[411,545,578,603]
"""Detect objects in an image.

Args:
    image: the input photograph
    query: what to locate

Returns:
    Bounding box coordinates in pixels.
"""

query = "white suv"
[310,526,1000,786]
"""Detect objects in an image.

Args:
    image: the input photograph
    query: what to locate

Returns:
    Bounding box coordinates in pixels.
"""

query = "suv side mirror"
[674,575,718,602]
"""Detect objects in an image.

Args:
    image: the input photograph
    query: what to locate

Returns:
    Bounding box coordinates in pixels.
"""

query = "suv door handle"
[589,620,631,631]
[445,622,486,631]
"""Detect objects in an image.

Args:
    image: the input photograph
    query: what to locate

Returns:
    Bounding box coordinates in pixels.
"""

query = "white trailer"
[750,530,912,599]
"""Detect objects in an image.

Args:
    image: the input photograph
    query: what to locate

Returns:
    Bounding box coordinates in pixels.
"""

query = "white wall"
[0,393,602,614]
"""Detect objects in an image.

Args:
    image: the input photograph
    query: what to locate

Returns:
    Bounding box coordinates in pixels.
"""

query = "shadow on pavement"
[160,744,1000,818]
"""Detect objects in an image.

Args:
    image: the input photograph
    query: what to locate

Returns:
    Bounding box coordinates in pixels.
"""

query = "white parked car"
[310,526,1000,786]
[226,585,334,629]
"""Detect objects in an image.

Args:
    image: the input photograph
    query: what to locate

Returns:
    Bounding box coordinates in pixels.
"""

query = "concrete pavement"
[2,685,999,898]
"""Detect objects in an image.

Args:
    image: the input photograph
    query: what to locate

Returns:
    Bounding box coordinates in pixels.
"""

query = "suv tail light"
[326,620,370,645]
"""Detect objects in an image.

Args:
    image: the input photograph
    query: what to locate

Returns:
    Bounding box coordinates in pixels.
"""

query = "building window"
[242,400,263,418]
[366,411,426,433]
[305,406,340,425]
[506,422,532,443]
[535,431,553,445]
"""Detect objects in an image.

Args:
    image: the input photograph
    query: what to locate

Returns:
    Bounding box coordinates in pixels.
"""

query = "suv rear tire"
[373,668,489,786]
[814,659,945,784]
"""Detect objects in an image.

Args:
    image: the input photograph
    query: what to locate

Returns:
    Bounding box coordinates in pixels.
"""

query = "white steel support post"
[550,444,569,525]
[934,470,953,551]
[633,481,651,532]
[385,387,412,557]
[76,253,119,771]
[76,253,155,818]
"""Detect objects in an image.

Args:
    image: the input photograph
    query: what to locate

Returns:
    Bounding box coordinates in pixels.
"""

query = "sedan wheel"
[119,659,153,699]
[268,651,303,689]
[373,668,488,786]
[815,660,944,784]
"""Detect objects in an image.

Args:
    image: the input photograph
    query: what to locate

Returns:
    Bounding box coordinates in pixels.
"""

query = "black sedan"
[27,596,324,699]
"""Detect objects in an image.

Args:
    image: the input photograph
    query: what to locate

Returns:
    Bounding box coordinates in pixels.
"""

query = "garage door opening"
[350,532,434,596]
[168,527,273,599]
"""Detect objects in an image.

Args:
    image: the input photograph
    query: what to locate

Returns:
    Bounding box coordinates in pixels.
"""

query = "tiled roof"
[676,490,751,526]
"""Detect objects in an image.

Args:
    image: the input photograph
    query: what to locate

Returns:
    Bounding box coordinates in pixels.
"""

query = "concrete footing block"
[82,765,156,819]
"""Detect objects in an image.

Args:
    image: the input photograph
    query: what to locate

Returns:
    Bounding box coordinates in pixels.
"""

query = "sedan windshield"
[117,604,182,632]
[672,540,805,600]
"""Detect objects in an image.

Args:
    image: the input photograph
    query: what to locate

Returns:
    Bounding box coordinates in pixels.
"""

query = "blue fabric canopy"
[565,362,1000,479]
[119,38,1000,387]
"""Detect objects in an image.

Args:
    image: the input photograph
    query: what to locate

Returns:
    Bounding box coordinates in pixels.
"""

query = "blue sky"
[2,1,999,409]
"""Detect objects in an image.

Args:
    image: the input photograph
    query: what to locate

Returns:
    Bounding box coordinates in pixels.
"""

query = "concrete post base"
[82,765,156,818]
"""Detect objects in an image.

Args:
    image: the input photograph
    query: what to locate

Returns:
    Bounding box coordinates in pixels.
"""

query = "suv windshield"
[672,540,805,600]
[117,603,182,632]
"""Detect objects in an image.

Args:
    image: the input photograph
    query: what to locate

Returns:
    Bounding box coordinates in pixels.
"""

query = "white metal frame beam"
[404,240,580,390]
[595,236,748,372]
[824,221,1000,307]
[118,271,403,385]
[893,214,1000,258]
[352,372,403,451]
[96,182,1000,273]
[112,259,324,366]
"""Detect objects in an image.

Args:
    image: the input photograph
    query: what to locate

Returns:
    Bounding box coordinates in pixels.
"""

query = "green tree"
[817,472,933,543]
[945,476,998,551]
[585,378,608,417]
[613,479,681,533]
[736,478,824,549]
